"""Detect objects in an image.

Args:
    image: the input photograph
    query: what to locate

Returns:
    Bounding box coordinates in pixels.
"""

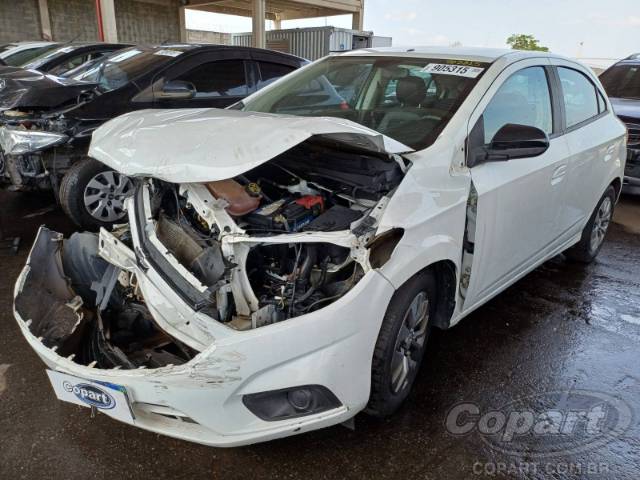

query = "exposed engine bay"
[149,139,407,328]
[15,138,408,369]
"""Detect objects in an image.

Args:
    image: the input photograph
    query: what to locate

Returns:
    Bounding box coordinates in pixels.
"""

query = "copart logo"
[63,381,116,410]
[445,390,633,458]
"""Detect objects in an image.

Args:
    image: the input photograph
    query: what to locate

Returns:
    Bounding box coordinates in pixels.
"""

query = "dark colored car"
[0,44,307,229]
[600,54,640,194]
[0,42,130,77]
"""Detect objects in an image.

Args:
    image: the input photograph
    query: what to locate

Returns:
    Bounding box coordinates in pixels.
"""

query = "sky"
[185,0,640,61]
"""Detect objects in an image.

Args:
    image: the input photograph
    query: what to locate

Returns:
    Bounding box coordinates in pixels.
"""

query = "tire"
[59,158,134,231]
[366,270,437,418]
[565,186,616,263]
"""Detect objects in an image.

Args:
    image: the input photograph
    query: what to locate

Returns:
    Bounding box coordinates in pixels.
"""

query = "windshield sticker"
[154,49,183,58]
[58,46,76,54]
[421,63,484,78]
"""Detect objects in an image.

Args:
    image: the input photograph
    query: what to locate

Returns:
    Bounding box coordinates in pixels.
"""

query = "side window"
[482,66,553,144]
[558,67,599,128]
[257,61,295,88]
[174,59,248,97]
[48,53,91,75]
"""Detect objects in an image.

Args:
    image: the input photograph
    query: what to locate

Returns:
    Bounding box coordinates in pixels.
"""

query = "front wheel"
[565,186,616,263]
[366,270,436,418]
[59,158,134,231]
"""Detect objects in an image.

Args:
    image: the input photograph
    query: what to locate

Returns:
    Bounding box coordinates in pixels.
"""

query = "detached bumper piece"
[14,227,196,369]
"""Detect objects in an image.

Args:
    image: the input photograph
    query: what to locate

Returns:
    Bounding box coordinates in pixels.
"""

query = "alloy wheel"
[83,170,133,222]
[391,291,430,394]
[589,196,613,253]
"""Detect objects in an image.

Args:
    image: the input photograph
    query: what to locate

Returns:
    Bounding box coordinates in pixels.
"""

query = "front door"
[462,61,571,310]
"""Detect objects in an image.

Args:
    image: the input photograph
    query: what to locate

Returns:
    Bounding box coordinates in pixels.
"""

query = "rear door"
[550,60,621,239]
[153,49,252,109]
[462,59,572,309]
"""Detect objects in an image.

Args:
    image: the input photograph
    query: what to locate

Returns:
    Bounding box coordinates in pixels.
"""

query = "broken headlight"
[0,126,68,155]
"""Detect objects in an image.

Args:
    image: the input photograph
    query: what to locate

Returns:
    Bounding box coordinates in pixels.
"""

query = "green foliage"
[506,34,549,52]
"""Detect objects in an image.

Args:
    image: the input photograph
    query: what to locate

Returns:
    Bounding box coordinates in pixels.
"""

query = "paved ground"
[0,191,639,480]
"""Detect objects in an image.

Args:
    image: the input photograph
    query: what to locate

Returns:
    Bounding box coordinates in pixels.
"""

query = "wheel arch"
[378,239,461,331]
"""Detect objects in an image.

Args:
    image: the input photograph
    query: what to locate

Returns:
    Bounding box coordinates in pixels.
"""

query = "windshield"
[66,47,180,92]
[600,64,640,99]
[2,44,59,67]
[240,56,487,150]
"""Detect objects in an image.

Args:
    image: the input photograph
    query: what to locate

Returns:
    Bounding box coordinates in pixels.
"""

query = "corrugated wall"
[233,27,344,61]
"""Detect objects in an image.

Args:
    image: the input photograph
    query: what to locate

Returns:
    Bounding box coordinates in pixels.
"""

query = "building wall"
[115,0,181,44]
[186,29,231,45]
[0,0,42,42]
[48,0,98,41]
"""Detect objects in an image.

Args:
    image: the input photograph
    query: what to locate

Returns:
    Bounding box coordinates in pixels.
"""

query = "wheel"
[366,270,437,418]
[565,186,616,263]
[59,158,134,231]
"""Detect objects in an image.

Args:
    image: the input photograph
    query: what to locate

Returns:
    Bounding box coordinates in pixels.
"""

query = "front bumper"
[14,225,395,446]
[623,147,640,194]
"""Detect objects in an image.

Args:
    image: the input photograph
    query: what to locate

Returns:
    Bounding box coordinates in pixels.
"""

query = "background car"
[600,53,640,193]
[0,42,130,76]
[0,41,59,67]
[0,44,307,229]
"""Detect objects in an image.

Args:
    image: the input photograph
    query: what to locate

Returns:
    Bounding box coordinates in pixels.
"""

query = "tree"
[506,34,549,52]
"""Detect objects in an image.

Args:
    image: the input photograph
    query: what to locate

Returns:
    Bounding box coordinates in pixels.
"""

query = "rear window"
[600,64,640,99]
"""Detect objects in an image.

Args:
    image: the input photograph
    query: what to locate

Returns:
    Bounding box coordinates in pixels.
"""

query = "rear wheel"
[565,186,616,263]
[59,158,134,231]
[366,270,436,418]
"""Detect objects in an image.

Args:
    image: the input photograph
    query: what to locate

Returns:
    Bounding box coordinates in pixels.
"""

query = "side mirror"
[156,80,196,100]
[482,123,550,162]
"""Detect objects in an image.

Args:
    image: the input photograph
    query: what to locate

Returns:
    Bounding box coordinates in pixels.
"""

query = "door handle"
[551,164,567,185]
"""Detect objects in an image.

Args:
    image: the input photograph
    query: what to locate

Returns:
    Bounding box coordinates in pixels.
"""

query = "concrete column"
[179,6,187,42]
[99,0,118,43]
[37,0,53,40]
[352,10,363,31]
[252,0,266,49]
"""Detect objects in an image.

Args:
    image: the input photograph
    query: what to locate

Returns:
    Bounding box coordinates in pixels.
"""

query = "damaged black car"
[0,44,306,229]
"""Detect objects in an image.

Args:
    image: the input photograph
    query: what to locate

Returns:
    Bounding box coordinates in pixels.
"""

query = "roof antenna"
[64,34,81,44]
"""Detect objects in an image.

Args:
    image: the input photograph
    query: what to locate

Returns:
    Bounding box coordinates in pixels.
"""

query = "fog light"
[242,385,341,421]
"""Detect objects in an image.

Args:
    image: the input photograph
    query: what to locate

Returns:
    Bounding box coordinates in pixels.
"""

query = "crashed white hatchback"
[14,47,626,446]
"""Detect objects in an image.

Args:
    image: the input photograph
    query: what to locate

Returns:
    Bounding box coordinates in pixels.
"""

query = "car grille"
[626,122,640,148]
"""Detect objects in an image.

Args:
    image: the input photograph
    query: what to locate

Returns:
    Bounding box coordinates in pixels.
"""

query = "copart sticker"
[422,63,484,78]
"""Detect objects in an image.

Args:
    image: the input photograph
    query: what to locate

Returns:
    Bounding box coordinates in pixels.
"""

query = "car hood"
[609,97,640,122]
[89,108,414,183]
[0,69,98,110]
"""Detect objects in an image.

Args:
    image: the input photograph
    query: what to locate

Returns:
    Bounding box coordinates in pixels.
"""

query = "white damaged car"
[14,47,626,446]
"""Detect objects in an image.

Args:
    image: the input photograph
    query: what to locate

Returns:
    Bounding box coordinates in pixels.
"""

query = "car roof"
[614,54,640,66]
[157,43,306,61]
[337,46,571,63]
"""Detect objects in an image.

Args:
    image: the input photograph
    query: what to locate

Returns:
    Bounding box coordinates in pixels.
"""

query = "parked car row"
[0,42,307,228]
[6,43,631,447]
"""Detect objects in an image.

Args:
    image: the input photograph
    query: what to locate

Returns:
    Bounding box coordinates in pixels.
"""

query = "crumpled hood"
[89,108,413,183]
[609,97,640,122]
[0,69,98,111]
